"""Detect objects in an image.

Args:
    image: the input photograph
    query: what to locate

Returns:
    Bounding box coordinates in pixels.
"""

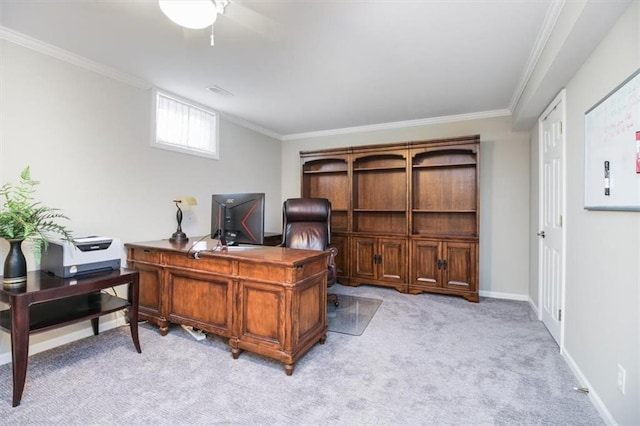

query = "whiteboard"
[584,68,640,211]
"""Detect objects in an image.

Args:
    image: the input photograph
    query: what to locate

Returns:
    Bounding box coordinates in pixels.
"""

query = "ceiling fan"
[159,0,282,46]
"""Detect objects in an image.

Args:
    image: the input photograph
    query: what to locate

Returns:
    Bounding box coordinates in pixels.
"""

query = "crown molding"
[220,112,282,141]
[508,0,565,112]
[1,26,150,89]
[281,109,511,141]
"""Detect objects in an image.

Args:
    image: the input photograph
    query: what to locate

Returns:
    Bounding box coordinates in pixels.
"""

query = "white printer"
[41,236,122,278]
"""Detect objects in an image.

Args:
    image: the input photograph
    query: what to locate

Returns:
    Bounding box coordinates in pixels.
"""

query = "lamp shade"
[174,196,198,206]
[159,0,217,30]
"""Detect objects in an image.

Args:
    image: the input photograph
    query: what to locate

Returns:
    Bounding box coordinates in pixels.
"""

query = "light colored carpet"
[0,284,603,425]
[327,294,382,336]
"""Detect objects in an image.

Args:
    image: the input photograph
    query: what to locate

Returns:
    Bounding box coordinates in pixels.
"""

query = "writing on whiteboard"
[601,79,640,144]
[584,68,640,210]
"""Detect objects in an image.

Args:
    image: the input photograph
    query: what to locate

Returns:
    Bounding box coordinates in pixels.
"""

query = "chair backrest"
[282,198,331,251]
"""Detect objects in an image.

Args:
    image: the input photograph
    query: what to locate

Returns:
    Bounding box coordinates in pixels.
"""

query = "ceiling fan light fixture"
[159,0,218,30]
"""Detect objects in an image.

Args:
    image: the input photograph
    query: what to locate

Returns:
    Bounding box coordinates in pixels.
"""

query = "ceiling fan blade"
[224,2,283,42]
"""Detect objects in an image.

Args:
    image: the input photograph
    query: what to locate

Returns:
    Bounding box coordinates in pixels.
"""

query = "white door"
[539,90,566,348]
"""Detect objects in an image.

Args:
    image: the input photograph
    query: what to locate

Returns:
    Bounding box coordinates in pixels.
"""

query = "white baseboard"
[479,289,529,301]
[528,297,540,318]
[0,316,127,366]
[562,348,616,425]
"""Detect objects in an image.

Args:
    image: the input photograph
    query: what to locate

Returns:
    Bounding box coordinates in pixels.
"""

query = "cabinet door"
[411,239,441,288]
[165,269,233,337]
[131,262,163,316]
[352,237,376,279]
[128,249,163,316]
[442,241,476,292]
[378,238,407,283]
[331,233,349,281]
[237,280,286,350]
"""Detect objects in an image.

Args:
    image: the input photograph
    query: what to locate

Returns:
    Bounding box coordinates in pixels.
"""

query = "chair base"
[328,293,339,307]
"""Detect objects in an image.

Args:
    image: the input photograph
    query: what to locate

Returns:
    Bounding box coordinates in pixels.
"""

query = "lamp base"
[169,231,189,243]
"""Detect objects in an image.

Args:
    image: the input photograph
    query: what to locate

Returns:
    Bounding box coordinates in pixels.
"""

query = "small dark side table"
[0,269,141,407]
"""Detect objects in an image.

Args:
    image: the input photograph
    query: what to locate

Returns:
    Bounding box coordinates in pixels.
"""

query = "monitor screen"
[211,193,265,245]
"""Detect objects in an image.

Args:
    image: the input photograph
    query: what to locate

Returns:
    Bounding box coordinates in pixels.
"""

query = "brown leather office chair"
[281,197,339,306]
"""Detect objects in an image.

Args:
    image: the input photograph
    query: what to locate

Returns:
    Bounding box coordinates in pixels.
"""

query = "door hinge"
[558,309,562,321]
[560,121,563,135]
[559,215,563,227]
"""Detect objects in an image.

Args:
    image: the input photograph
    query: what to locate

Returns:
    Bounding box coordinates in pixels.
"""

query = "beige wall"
[282,115,531,299]
[528,124,540,307]
[0,40,281,362]
[563,5,639,423]
[528,3,639,424]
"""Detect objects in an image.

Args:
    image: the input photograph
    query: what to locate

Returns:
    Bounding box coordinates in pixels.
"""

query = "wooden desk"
[0,269,141,407]
[126,239,329,375]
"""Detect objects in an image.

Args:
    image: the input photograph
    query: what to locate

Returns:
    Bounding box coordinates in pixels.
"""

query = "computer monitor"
[210,193,265,245]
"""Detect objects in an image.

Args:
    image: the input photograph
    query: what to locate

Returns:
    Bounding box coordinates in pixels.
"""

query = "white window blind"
[153,90,219,159]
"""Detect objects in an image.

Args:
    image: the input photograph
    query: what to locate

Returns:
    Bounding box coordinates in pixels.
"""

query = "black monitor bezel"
[210,193,265,245]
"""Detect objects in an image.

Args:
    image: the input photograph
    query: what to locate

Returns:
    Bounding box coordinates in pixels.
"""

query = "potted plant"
[0,166,73,288]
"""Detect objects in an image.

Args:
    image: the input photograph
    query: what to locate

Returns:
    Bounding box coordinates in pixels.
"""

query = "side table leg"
[128,276,142,353]
[11,298,30,407]
[91,317,99,336]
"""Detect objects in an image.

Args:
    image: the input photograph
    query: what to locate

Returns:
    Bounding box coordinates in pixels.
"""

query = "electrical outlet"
[617,364,626,395]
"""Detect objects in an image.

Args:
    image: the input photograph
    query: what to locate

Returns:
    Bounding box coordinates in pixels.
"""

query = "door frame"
[537,89,567,352]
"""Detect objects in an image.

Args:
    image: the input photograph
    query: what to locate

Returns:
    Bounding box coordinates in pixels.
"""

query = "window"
[152,89,219,159]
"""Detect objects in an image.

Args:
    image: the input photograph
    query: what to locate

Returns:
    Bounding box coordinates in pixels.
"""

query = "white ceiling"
[0,1,632,138]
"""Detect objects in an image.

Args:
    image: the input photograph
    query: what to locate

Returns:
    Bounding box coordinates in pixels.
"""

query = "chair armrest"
[326,247,338,287]
[328,247,338,265]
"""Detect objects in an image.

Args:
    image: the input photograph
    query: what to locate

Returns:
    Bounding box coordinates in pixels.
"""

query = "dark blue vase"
[3,239,27,288]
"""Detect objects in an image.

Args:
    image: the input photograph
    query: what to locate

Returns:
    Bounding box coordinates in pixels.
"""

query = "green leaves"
[0,166,73,256]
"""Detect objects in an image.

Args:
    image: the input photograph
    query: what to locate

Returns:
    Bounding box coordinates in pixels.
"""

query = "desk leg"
[284,363,294,376]
[229,338,242,359]
[128,275,142,353]
[158,321,169,336]
[10,297,30,407]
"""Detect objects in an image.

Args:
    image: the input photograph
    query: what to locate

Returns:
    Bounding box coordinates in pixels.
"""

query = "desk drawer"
[164,252,233,275]
[129,248,161,264]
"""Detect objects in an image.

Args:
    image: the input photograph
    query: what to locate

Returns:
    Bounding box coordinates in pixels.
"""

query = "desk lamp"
[169,196,197,243]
